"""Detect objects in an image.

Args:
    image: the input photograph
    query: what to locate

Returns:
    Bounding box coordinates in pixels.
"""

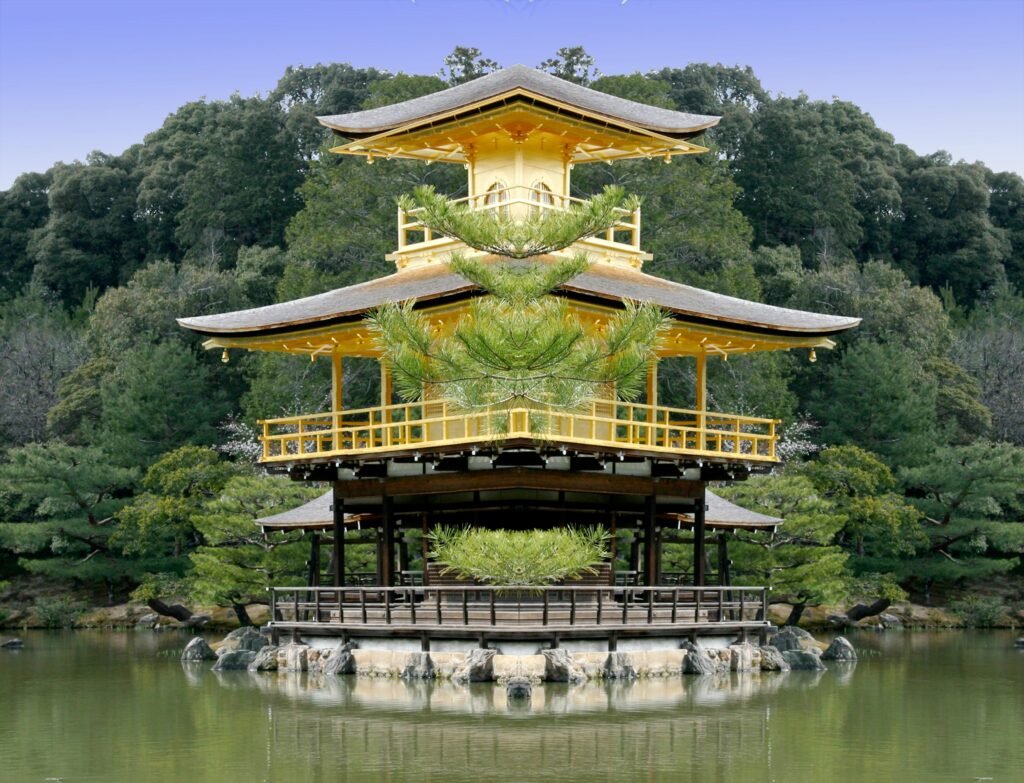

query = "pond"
[1,630,1021,782]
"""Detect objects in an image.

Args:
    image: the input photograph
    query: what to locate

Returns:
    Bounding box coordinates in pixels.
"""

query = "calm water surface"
[1,630,1021,782]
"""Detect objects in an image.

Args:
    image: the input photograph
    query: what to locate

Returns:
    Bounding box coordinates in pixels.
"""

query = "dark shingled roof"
[318,64,720,138]
[178,261,859,339]
[256,490,780,532]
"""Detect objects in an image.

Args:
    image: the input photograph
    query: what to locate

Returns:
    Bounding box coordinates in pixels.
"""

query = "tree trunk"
[785,602,806,626]
[846,598,891,622]
[232,603,254,627]
[147,598,194,623]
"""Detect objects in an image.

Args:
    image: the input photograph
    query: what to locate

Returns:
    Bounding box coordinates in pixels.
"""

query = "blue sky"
[1,0,1022,188]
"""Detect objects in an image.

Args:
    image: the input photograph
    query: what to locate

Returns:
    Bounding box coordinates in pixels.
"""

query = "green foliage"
[188,476,321,606]
[538,46,599,85]
[399,185,640,259]
[33,596,87,628]
[440,47,499,85]
[429,526,610,589]
[899,441,1024,586]
[370,254,669,413]
[808,342,940,467]
[92,342,230,467]
[0,170,52,301]
[950,595,1007,627]
[717,475,851,607]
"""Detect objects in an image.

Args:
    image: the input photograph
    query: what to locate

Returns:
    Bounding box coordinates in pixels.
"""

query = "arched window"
[530,181,555,217]
[482,181,508,217]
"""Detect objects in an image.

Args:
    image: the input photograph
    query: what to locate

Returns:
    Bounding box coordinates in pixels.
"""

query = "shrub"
[429,526,610,590]
[950,595,1006,627]
[33,596,87,629]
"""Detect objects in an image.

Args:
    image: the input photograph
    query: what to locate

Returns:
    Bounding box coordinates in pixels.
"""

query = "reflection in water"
[2,630,1023,783]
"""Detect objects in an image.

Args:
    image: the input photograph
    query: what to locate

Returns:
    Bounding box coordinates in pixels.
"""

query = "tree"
[0,170,52,300]
[985,169,1024,290]
[655,64,767,160]
[0,441,140,595]
[28,153,145,303]
[900,441,1024,597]
[439,47,499,85]
[717,474,850,625]
[136,96,304,266]
[539,47,599,85]
[92,341,230,468]
[807,342,940,467]
[893,151,1011,303]
[189,475,321,624]
[732,96,901,265]
[364,73,446,108]
[952,290,1024,445]
[0,294,88,445]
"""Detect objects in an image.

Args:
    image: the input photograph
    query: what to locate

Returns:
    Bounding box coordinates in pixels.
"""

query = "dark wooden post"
[381,494,395,587]
[398,532,410,578]
[608,511,618,585]
[332,484,345,587]
[643,495,657,586]
[693,487,707,586]
[628,527,641,575]
[717,533,730,587]
[308,532,321,587]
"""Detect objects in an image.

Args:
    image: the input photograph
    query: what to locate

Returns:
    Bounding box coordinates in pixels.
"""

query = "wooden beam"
[330,467,702,500]
[381,494,395,588]
[308,532,321,588]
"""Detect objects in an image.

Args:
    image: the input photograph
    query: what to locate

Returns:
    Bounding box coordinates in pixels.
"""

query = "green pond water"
[1,630,1022,783]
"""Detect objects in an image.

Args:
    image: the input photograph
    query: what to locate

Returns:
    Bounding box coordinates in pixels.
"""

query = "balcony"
[390,185,647,268]
[258,399,779,465]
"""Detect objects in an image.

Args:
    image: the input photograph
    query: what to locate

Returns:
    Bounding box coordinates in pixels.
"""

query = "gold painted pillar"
[331,353,343,442]
[695,352,707,450]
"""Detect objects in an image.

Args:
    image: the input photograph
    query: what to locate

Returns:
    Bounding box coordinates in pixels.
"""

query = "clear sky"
[1,0,1022,189]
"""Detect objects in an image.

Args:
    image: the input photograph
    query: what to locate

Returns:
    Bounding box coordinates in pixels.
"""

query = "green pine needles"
[429,526,610,589]
[368,253,670,413]
[398,185,640,258]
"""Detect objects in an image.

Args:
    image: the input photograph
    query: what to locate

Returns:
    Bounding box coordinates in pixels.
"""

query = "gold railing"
[259,399,778,464]
[396,185,642,255]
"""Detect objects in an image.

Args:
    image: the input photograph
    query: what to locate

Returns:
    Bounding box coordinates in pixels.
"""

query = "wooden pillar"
[398,532,410,577]
[380,361,392,408]
[643,495,657,587]
[609,511,618,585]
[381,494,395,587]
[628,528,641,574]
[308,532,321,588]
[331,353,344,409]
[693,487,707,587]
[331,484,345,587]
[718,533,730,587]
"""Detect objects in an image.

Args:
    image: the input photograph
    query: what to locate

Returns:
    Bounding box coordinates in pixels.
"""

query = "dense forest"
[1,47,1021,626]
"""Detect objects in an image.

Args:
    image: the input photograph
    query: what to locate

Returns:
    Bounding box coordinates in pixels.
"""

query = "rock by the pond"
[506,676,533,700]
[248,645,279,672]
[323,641,357,675]
[681,640,716,676]
[212,649,257,671]
[219,626,268,654]
[136,612,160,628]
[542,648,587,684]
[759,645,790,672]
[879,613,903,629]
[180,636,217,662]
[451,648,496,684]
[1,637,24,650]
[1013,637,1024,649]
[822,636,857,661]
[769,626,814,653]
[603,652,637,680]
[400,652,435,680]
[782,649,826,671]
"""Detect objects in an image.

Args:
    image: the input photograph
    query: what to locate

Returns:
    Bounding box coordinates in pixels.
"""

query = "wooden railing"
[258,398,778,464]
[396,185,642,255]
[268,585,769,635]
